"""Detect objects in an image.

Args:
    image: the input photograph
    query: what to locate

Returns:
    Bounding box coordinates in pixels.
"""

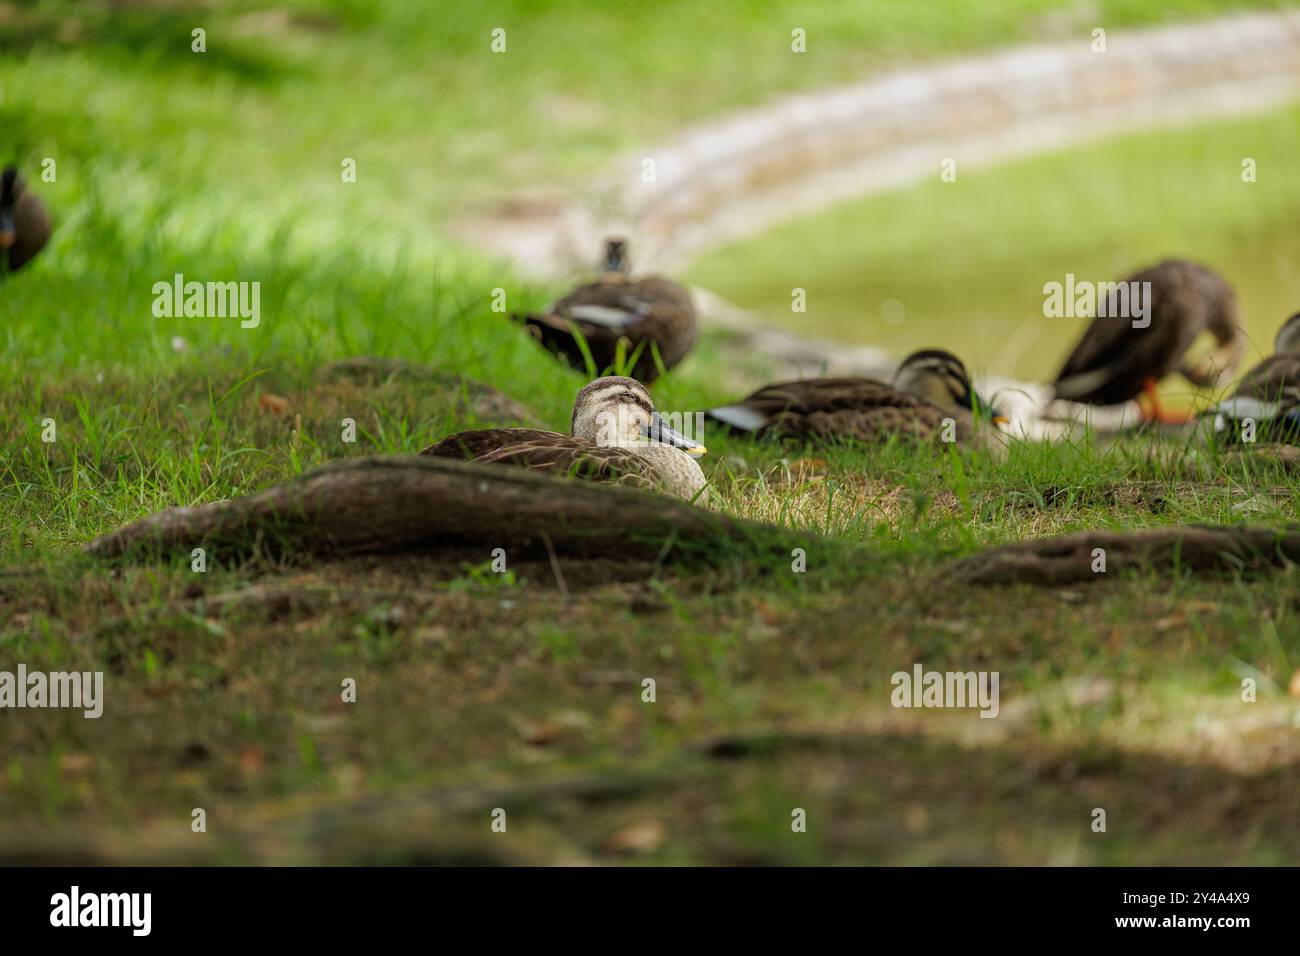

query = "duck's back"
[531,274,696,382]
[739,378,910,415]
[421,428,561,461]
[1236,353,1300,403]
[1054,260,1237,405]
[710,378,972,445]
[420,427,702,500]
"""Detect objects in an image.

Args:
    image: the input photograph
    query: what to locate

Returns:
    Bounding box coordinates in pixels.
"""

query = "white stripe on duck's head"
[894,349,1007,425]
[570,376,706,457]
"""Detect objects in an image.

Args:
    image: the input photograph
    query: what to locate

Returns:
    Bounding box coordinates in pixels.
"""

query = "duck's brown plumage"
[708,378,974,446]
[420,376,709,500]
[423,427,562,462]
[513,246,696,385]
[1053,259,1241,406]
[424,429,666,489]
[1231,312,1300,403]
[1234,354,1300,403]
[1,168,52,275]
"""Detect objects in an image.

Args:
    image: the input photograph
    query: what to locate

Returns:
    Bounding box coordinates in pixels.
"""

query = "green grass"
[3,0,1300,865]
[4,0,1293,251]
[5,348,1300,864]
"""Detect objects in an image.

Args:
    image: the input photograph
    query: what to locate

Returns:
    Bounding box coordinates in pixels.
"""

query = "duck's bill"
[643,414,707,458]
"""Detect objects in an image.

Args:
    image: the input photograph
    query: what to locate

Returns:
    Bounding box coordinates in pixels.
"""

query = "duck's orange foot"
[1139,378,1195,425]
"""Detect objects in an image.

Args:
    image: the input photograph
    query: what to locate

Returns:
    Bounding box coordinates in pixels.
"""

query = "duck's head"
[570,375,706,457]
[894,349,1008,425]
[1275,312,1300,355]
[0,167,21,249]
[601,238,630,275]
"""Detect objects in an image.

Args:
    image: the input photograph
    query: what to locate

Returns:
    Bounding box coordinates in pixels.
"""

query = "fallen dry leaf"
[603,818,665,854]
[59,753,94,773]
[515,710,592,746]
[237,745,265,777]
[258,393,292,415]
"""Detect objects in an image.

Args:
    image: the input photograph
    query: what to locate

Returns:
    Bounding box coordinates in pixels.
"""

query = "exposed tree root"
[84,455,805,569]
[946,524,1300,586]
[1224,443,1300,472]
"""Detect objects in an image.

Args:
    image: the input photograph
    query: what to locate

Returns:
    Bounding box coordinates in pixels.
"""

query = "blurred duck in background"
[512,238,697,385]
[1203,311,1300,443]
[892,349,1005,424]
[0,167,52,276]
[705,348,1004,448]
[1232,311,1300,403]
[1052,259,1243,423]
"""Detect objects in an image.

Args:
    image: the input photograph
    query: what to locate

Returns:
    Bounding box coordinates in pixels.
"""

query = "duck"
[1,167,52,275]
[1232,311,1300,403]
[705,348,1004,446]
[421,375,709,502]
[892,349,1005,422]
[512,238,696,384]
[1052,259,1243,422]
[1203,312,1300,443]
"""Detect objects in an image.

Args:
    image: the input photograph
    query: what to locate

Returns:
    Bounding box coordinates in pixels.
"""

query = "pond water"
[686,102,1300,392]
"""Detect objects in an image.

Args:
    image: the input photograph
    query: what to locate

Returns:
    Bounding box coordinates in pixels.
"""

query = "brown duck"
[1203,313,1300,443]
[1053,259,1243,422]
[705,349,1003,446]
[422,376,708,502]
[1233,311,1300,403]
[512,239,696,384]
[1,167,52,275]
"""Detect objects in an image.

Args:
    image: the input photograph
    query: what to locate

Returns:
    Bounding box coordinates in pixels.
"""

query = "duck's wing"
[790,403,971,445]
[512,275,696,382]
[511,280,635,376]
[1054,260,1233,404]
[547,278,647,327]
[1235,354,1300,403]
[1052,314,1140,403]
[473,437,660,488]
[708,378,971,444]
[549,275,692,328]
[709,378,903,428]
[420,428,563,460]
